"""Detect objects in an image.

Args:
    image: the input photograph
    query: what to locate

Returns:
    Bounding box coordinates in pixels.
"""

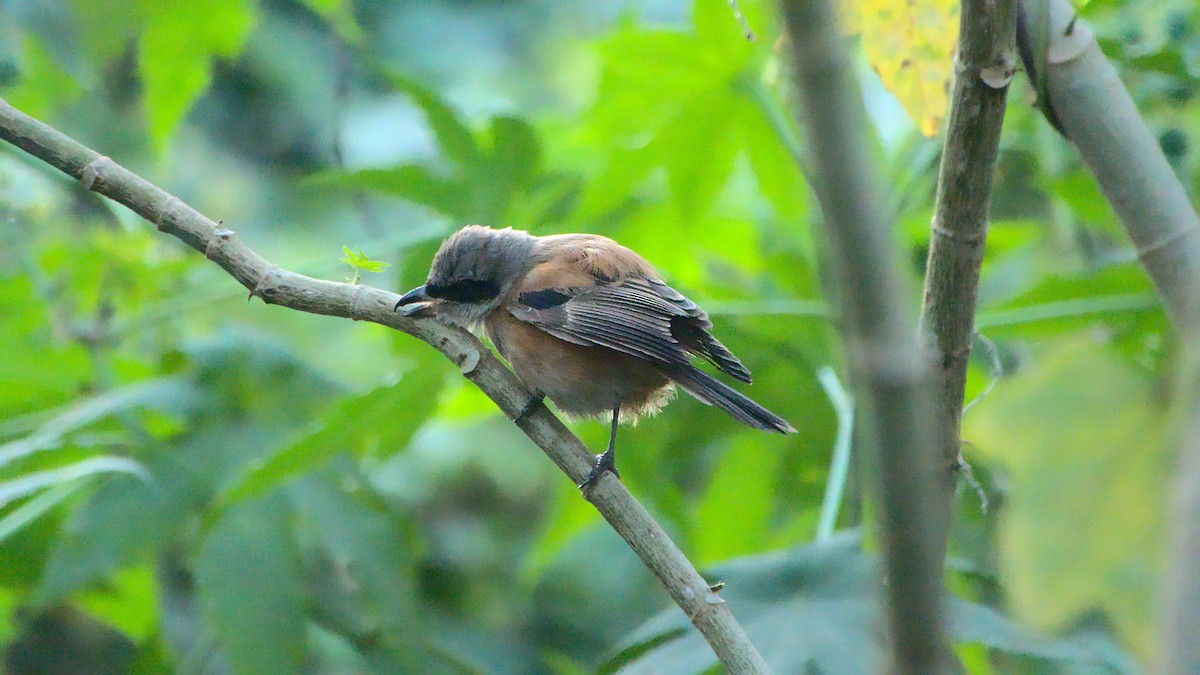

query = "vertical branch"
[919,0,1019,523]
[778,2,948,672]
[1162,363,1200,674]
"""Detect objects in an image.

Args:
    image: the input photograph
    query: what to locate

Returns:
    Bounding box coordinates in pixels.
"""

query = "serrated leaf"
[196,496,306,675]
[608,533,1136,673]
[138,0,257,147]
[219,362,444,507]
[339,246,391,273]
[388,74,480,167]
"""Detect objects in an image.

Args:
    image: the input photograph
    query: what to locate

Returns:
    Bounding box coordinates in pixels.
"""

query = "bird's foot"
[512,395,544,424]
[578,449,619,491]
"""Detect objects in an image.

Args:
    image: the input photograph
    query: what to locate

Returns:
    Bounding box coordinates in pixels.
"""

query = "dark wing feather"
[509,277,752,382]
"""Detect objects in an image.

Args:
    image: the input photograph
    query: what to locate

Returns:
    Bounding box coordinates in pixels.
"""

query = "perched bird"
[395,225,795,488]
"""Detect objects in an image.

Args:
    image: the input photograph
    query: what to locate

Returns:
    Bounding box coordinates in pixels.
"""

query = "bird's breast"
[485,309,671,421]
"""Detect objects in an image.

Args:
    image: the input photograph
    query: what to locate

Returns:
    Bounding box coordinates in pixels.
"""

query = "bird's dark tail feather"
[658,364,795,434]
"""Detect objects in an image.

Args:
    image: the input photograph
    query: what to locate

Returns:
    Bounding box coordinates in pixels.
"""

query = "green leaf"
[37,464,183,603]
[298,0,362,43]
[0,457,148,510]
[218,360,444,507]
[0,481,83,544]
[289,476,418,641]
[388,74,480,167]
[0,378,202,469]
[693,436,780,564]
[965,341,1173,656]
[313,165,465,219]
[607,533,1137,673]
[138,0,257,147]
[339,246,391,273]
[196,496,307,675]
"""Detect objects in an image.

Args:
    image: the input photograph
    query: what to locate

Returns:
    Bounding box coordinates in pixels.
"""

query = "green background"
[1,0,1197,671]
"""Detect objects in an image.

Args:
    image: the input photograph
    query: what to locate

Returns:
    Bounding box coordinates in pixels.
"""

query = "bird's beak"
[395,285,430,312]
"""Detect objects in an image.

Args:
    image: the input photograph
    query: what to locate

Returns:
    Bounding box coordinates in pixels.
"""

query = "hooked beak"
[394,285,430,311]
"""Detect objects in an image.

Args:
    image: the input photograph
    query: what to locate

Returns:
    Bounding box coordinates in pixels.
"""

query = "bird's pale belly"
[485,311,673,421]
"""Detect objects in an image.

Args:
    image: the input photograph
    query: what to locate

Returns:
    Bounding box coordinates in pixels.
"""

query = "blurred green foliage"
[1,0,1198,672]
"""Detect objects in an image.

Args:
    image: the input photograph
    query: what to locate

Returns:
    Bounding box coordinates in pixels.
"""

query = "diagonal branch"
[0,98,770,674]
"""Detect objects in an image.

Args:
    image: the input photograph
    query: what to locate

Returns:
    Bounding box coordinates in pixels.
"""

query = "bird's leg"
[580,401,621,490]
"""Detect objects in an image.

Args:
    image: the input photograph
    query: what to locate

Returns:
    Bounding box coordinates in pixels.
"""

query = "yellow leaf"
[965,341,1172,658]
[859,0,959,136]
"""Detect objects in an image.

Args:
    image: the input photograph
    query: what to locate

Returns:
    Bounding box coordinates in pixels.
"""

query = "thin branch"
[0,98,770,674]
[778,2,948,672]
[918,0,1018,546]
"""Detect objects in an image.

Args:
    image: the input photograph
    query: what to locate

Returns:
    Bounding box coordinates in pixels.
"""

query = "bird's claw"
[578,450,619,491]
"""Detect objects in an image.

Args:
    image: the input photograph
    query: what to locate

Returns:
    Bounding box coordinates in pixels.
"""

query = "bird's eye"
[426,279,500,303]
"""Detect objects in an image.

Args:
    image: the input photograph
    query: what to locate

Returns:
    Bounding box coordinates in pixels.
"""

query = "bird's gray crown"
[422,226,539,328]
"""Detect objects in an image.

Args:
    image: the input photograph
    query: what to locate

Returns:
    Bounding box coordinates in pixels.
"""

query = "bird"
[395,225,795,489]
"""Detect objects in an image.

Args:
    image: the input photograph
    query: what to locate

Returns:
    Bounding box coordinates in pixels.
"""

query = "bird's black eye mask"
[425,279,500,303]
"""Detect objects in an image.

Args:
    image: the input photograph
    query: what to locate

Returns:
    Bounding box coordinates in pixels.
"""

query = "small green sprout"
[340,245,391,285]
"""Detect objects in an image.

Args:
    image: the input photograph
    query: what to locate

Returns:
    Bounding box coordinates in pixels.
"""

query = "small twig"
[962,332,1002,415]
[955,444,989,515]
[727,1,756,41]
[0,97,770,674]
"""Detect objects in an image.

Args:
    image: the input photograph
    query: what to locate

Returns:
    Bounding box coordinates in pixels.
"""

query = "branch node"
[348,283,368,322]
[249,266,280,304]
[79,155,115,191]
[930,223,987,245]
[980,54,1017,89]
[1136,219,1200,260]
[205,221,236,262]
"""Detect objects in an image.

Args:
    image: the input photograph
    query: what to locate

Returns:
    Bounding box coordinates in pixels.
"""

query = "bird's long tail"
[657,364,795,434]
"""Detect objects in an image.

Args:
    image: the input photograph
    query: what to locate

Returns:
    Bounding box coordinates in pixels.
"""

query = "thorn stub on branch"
[205,225,235,261]
[980,54,1017,89]
[248,266,279,303]
[458,348,480,375]
[79,155,115,191]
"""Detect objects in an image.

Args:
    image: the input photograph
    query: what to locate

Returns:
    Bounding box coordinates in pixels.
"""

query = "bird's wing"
[507,275,752,383]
